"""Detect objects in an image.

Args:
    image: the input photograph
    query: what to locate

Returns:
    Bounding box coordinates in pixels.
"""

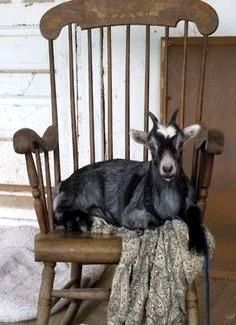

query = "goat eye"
[149,143,155,150]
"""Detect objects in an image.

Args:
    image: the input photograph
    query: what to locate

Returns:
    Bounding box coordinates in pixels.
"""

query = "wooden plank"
[168,36,236,47]
[162,36,236,277]
[0,184,31,192]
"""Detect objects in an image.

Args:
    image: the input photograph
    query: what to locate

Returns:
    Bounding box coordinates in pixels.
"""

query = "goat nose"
[163,165,173,173]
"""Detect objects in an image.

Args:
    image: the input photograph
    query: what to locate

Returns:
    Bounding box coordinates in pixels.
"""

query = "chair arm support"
[13,126,58,154]
[195,124,224,155]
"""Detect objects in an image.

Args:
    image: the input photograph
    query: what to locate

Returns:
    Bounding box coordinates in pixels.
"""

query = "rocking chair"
[13,0,224,324]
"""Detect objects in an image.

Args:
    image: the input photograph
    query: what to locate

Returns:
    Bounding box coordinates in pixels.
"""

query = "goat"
[53,110,207,253]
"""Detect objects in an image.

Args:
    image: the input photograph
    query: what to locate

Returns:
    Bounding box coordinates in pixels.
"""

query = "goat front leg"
[121,208,161,230]
[185,205,207,254]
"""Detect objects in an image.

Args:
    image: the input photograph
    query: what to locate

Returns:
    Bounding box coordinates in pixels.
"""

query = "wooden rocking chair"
[13,0,224,324]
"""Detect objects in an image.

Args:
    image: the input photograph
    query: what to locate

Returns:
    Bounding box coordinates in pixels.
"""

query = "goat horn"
[169,109,179,124]
[148,111,159,127]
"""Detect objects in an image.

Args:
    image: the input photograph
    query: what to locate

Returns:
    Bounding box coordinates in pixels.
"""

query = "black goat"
[53,110,207,253]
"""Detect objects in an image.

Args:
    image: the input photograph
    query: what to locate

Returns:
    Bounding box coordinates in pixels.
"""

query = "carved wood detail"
[40,0,218,40]
[25,153,48,234]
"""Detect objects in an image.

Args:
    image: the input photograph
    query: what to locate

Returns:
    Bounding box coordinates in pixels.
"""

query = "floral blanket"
[92,218,215,325]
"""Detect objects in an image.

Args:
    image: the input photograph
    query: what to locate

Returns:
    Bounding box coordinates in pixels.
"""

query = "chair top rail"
[40,0,218,40]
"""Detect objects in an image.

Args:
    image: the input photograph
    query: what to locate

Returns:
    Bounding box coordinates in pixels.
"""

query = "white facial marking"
[160,152,177,179]
[157,125,176,138]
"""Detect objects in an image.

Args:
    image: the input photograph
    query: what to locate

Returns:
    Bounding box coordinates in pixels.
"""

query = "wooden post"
[37,262,56,325]
[197,151,214,221]
[60,263,82,324]
[186,282,199,325]
[25,153,47,234]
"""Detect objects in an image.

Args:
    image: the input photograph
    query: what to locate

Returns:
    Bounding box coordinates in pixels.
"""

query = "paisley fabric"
[91,217,215,325]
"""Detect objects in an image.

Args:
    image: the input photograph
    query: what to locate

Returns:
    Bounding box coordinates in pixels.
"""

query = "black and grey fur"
[54,110,207,253]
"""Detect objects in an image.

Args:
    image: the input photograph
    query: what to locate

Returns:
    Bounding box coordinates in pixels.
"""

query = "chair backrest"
[36,0,218,233]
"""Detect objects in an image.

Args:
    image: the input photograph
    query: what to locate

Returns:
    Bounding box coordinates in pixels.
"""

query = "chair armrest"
[13,125,58,154]
[204,128,224,154]
[195,124,224,155]
[195,126,224,219]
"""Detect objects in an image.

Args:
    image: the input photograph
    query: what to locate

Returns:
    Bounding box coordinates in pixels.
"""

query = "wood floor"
[2,265,236,325]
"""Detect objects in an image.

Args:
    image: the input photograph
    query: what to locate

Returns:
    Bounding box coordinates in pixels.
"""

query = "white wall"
[0,0,68,225]
[0,0,62,185]
[206,0,236,36]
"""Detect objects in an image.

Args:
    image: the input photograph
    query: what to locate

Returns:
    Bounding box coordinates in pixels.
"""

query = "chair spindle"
[44,151,54,231]
[48,40,61,185]
[161,26,169,124]
[25,153,47,233]
[68,24,79,171]
[196,35,208,123]
[87,29,95,164]
[180,20,189,128]
[35,149,49,231]
[100,27,106,160]
[125,25,131,160]
[107,26,113,160]
[191,35,208,185]
[143,25,150,161]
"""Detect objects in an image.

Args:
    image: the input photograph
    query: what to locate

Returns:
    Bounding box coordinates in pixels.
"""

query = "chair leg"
[61,301,82,325]
[70,263,82,287]
[186,281,199,325]
[37,262,56,325]
[60,263,83,325]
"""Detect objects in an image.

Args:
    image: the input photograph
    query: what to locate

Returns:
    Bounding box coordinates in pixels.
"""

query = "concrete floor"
[2,265,236,325]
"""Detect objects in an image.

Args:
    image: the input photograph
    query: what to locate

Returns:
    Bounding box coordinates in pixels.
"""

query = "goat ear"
[183,124,201,143]
[130,129,148,146]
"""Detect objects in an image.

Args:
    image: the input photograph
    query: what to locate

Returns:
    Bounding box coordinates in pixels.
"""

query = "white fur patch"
[53,191,65,211]
[157,125,176,138]
[160,152,177,178]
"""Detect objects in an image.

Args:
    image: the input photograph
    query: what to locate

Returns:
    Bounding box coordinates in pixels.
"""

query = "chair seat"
[35,230,122,264]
